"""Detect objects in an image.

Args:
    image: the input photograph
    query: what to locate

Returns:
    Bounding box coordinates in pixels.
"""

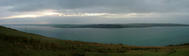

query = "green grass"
[0,26,189,56]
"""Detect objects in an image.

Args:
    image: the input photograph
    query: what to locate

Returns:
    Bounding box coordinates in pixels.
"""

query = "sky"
[0,0,189,24]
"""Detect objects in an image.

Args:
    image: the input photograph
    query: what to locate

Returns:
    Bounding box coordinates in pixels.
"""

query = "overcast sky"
[0,0,189,24]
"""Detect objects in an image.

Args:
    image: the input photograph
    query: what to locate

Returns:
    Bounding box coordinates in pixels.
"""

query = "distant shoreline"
[2,23,189,28]
[50,23,189,28]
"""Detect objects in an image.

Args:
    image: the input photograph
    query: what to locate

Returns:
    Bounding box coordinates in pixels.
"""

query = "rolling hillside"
[0,26,189,56]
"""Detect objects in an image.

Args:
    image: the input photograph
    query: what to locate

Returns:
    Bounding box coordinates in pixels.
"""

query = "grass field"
[0,26,189,56]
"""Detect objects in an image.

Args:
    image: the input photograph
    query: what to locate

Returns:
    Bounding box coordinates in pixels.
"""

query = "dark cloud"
[0,0,188,13]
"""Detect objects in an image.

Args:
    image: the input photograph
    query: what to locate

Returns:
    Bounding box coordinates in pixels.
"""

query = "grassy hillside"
[0,26,189,56]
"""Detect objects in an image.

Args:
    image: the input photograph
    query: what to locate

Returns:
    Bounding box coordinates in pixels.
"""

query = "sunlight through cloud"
[2,9,110,19]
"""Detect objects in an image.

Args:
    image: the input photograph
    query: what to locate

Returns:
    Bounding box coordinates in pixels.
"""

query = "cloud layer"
[0,0,189,24]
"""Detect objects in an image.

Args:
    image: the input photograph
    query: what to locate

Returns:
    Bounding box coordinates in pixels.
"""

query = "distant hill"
[50,23,189,28]
[0,25,189,56]
[4,23,189,28]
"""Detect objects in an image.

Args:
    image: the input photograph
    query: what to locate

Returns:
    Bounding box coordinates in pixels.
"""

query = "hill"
[0,26,189,56]
[50,23,189,28]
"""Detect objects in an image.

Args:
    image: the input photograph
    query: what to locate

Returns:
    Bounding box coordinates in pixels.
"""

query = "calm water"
[4,25,189,46]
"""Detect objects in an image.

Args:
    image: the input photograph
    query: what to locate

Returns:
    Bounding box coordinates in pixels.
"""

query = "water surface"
[4,25,189,46]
